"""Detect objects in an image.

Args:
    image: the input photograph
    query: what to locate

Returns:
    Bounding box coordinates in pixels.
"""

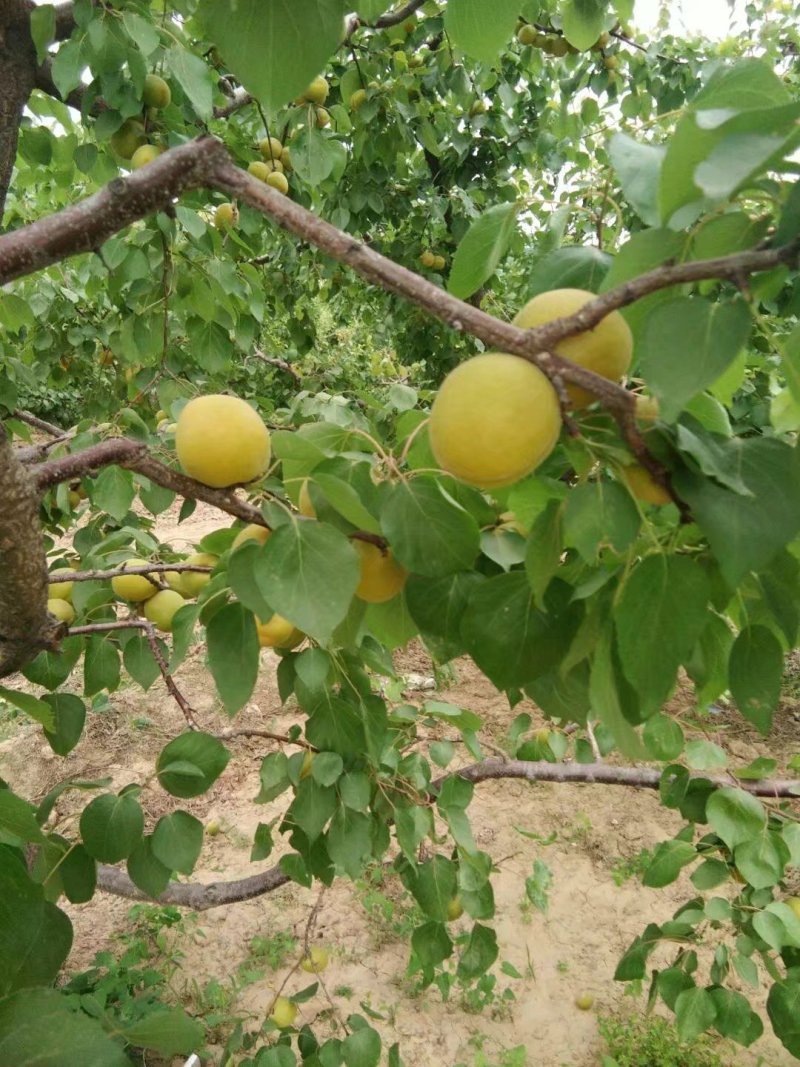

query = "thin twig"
[49,563,213,584]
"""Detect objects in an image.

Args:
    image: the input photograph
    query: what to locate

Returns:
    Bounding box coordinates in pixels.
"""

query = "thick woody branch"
[97,862,290,910]
[0,137,228,284]
[12,409,64,436]
[0,0,38,218]
[53,1,78,41]
[94,757,800,911]
[213,90,253,120]
[32,436,269,527]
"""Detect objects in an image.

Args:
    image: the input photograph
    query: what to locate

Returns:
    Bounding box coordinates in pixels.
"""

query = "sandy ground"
[2,502,797,1066]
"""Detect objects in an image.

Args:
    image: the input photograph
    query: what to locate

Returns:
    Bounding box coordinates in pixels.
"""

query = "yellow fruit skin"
[259,136,283,159]
[622,465,672,506]
[429,352,562,488]
[280,147,292,170]
[49,570,74,601]
[354,541,407,604]
[350,89,367,110]
[634,395,660,422]
[298,480,316,518]
[176,395,271,488]
[303,76,329,104]
[214,203,238,230]
[316,107,330,128]
[787,897,800,920]
[48,598,75,624]
[270,996,298,1029]
[575,993,594,1011]
[143,73,171,109]
[266,171,289,195]
[256,614,304,649]
[433,255,446,270]
[248,160,271,181]
[300,945,329,973]
[517,24,538,45]
[420,251,436,268]
[513,288,633,408]
[130,144,162,169]
[446,896,464,921]
[110,119,145,159]
[181,553,218,597]
[164,570,186,594]
[231,524,271,550]
[143,589,185,632]
[112,560,159,602]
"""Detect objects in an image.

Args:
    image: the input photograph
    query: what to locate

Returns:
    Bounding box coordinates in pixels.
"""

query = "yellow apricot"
[298,479,316,518]
[111,560,158,602]
[621,464,672,506]
[429,352,562,488]
[300,945,329,973]
[143,589,185,632]
[266,171,289,195]
[214,202,238,230]
[181,553,218,597]
[256,614,304,649]
[354,541,407,604]
[513,288,633,408]
[130,144,162,169]
[48,598,75,624]
[259,136,283,159]
[176,394,271,488]
[48,569,74,601]
[231,524,271,550]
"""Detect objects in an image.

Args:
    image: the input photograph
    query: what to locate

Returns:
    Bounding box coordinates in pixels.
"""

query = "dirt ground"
[2,503,798,1066]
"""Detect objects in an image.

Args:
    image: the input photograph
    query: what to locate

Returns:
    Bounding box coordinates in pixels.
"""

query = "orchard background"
[2,0,800,1064]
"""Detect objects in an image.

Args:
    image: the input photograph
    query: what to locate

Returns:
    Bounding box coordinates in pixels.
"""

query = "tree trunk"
[0,0,37,222]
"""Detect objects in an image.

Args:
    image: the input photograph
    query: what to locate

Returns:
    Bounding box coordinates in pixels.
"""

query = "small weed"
[611,848,654,887]
[455,1032,528,1066]
[246,929,297,971]
[357,866,423,945]
[564,812,592,843]
[334,984,354,997]
[599,1013,732,1067]
[557,960,570,974]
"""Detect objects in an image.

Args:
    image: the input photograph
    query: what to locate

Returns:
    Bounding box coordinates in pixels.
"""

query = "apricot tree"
[2,0,800,1063]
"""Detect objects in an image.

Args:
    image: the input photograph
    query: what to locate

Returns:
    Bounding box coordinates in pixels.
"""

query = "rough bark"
[0,425,58,677]
[97,862,290,910]
[0,0,37,220]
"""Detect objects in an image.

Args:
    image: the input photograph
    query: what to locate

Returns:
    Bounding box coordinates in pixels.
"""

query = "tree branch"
[93,757,800,911]
[51,562,213,584]
[12,409,64,436]
[0,0,38,218]
[346,0,427,36]
[96,862,290,910]
[31,436,270,527]
[52,0,77,41]
[252,348,302,383]
[213,90,253,120]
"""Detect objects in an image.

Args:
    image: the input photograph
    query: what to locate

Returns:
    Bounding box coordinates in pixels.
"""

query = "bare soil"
[2,502,797,1066]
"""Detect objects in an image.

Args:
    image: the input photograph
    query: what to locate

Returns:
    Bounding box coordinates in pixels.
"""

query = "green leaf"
[405,571,483,661]
[675,987,717,1044]
[461,572,575,690]
[607,134,665,227]
[729,626,783,736]
[614,923,662,981]
[206,602,260,715]
[638,298,751,421]
[254,521,360,645]
[127,836,172,897]
[122,1008,204,1057]
[561,0,607,51]
[156,732,231,798]
[198,0,347,114]
[522,245,611,300]
[79,793,144,863]
[285,779,336,841]
[444,0,520,65]
[167,47,213,120]
[0,791,44,844]
[411,921,453,972]
[642,840,696,888]
[457,923,498,979]
[60,845,96,904]
[0,686,54,731]
[615,556,710,714]
[257,752,291,803]
[768,980,800,1058]
[382,477,480,578]
[447,203,519,299]
[706,788,766,851]
[675,419,752,495]
[92,466,135,521]
[408,855,457,921]
[310,473,382,534]
[690,859,730,891]
[674,438,800,586]
[152,811,203,875]
[42,694,86,756]
[30,4,56,63]
[327,807,372,878]
[563,482,640,562]
[123,635,161,692]
[51,38,84,100]
[22,637,82,692]
[83,636,120,698]
[525,501,563,607]
[341,1024,381,1067]
[291,124,337,185]
[710,988,762,1047]
[642,714,684,761]
[122,11,160,55]
[735,832,788,889]
[0,989,129,1067]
